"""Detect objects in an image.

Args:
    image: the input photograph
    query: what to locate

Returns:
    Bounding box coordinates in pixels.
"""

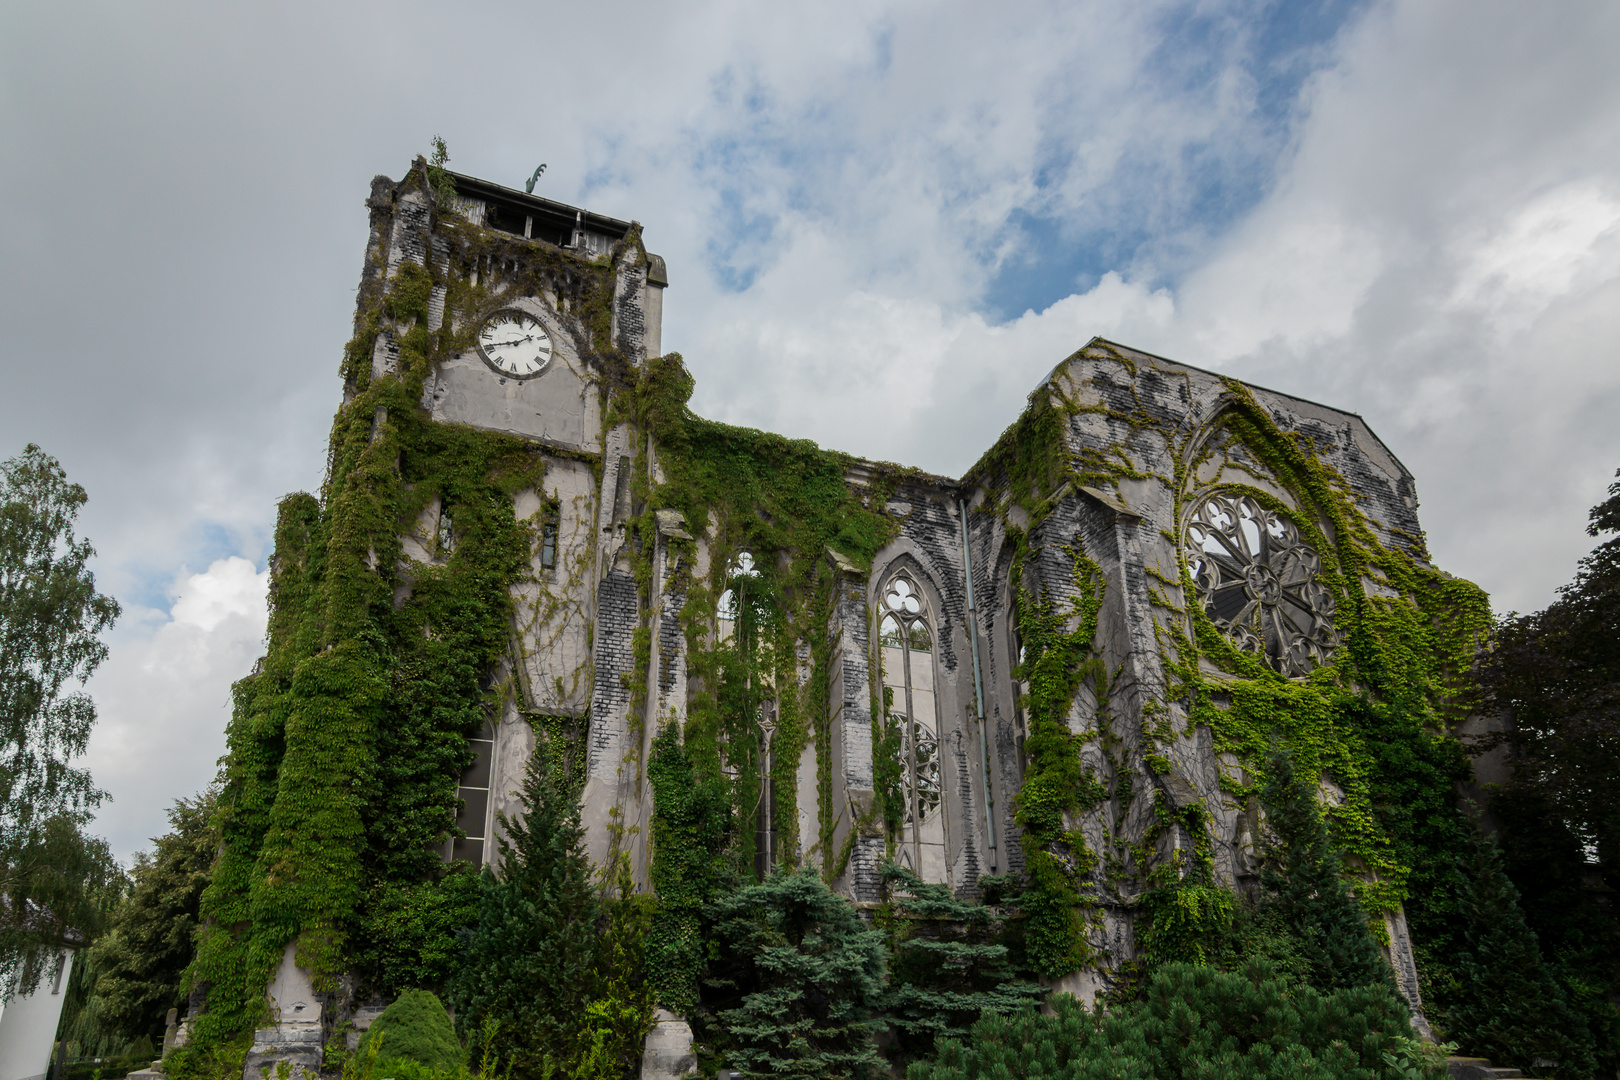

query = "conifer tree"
[85,790,218,1042]
[446,735,598,1074]
[356,988,464,1071]
[879,862,1044,1063]
[706,865,888,1079]
[1258,751,1392,994]
[1446,832,1595,1078]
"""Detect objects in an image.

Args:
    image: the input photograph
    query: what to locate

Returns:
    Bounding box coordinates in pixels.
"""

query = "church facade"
[215,159,1481,1069]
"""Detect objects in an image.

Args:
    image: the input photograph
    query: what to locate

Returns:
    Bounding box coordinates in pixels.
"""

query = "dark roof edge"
[446,171,635,239]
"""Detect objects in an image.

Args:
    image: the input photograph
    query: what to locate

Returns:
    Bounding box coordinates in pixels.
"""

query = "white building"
[0,950,74,1080]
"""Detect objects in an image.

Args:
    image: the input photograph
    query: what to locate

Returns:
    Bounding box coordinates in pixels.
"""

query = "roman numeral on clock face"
[478,311,552,378]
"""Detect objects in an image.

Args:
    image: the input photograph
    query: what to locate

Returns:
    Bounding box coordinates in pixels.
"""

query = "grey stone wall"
[306,165,1448,1044]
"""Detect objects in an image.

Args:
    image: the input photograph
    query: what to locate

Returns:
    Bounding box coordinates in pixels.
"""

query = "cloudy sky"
[3,0,1617,863]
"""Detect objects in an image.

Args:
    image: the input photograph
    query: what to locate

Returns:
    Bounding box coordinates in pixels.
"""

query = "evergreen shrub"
[356,989,463,1072]
[706,866,888,1079]
[1443,833,1595,1079]
[910,960,1415,1080]
[1258,751,1392,993]
[879,862,1044,1063]
[446,735,598,1075]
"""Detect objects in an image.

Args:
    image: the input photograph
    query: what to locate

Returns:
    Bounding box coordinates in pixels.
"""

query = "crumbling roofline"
[446,170,635,241]
[1032,337,1416,483]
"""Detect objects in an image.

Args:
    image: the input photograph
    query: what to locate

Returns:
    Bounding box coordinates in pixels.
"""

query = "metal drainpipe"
[960,498,998,872]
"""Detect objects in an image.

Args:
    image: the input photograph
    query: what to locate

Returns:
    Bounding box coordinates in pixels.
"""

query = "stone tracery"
[1183,490,1341,677]
[879,572,946,879]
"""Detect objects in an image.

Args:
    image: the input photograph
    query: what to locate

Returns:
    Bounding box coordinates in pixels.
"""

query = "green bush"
[910,961,1415,1080]
[879,862,1044,1063]
[706,866,889,1079]
[357,989,463,1072]
[445,736,599,1075]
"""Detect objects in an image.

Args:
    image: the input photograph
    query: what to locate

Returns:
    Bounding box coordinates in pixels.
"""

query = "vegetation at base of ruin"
[701,865,890,1080]
[1253,751,1394,994]
[355,988,465,1072]
[444,734,596,1072]
[877,862,1046,1065]
[1471,465,1620,1076]
[54,790,220,1053]
[910,961,1420,1080]
[445,737,654,1080]
[1445,833,1596,1077]
[0,443,124,997]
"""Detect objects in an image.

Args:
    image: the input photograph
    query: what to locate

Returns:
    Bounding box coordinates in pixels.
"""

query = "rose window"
[1183,491,1341,677]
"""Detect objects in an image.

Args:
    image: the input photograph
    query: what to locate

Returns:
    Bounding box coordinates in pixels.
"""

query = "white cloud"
[85,558,267,863]
[1448,181,1620,333]
[5,0,1619,852]
[661,0,1620,616]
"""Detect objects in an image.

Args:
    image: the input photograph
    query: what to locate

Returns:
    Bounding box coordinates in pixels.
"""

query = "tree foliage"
[1474,465,1620,1075]
[81,790,218,1043]
[357,988,465,1071]
[879,862,1044,1064]
[445,734,600,1076]
[1479,466,1620,872]
[705,865,889,1080]
[0,443,121,994]
[1445,833,1594,1078]
[1257,751,1393,994]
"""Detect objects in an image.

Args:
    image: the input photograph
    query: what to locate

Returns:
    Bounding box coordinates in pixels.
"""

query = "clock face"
[476,311,553,378]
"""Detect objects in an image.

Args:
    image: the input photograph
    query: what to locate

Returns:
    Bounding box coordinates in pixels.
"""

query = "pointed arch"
[875,564,949,882]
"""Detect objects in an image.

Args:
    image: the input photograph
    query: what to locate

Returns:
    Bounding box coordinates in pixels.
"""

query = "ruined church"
[213,158,1483,1067]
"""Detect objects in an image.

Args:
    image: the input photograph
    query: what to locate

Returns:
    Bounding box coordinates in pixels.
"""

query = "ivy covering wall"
[960,346,1493,997]
[186,167,617,1051]
[184,159,1515,1070]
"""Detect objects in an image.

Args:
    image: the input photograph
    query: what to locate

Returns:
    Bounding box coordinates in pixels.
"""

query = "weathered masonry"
[218,159,1483,1068]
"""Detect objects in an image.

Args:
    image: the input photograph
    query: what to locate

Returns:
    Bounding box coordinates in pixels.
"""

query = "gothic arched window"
[879,572,948,882]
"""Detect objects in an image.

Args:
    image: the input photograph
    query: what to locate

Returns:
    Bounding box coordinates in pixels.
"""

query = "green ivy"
[962,348,1493,984]
[1005,528,1109,979]
[188,164,612,1050]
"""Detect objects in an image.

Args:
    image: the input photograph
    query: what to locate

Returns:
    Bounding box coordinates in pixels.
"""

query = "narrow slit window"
[540,504,559,571]
[437,505,455,558]
[447,720,495,865]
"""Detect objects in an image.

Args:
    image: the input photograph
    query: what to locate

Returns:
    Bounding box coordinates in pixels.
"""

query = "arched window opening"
[717,552,781,879]
[879,572,948,882]
[716,551,757,629]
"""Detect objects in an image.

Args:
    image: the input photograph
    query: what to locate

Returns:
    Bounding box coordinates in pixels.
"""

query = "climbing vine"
[190,152,1497,1055]
[186,161,619,1051]
[963,344,1491,986]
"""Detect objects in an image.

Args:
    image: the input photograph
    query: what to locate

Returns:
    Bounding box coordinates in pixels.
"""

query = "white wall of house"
[0,951,73,1080]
